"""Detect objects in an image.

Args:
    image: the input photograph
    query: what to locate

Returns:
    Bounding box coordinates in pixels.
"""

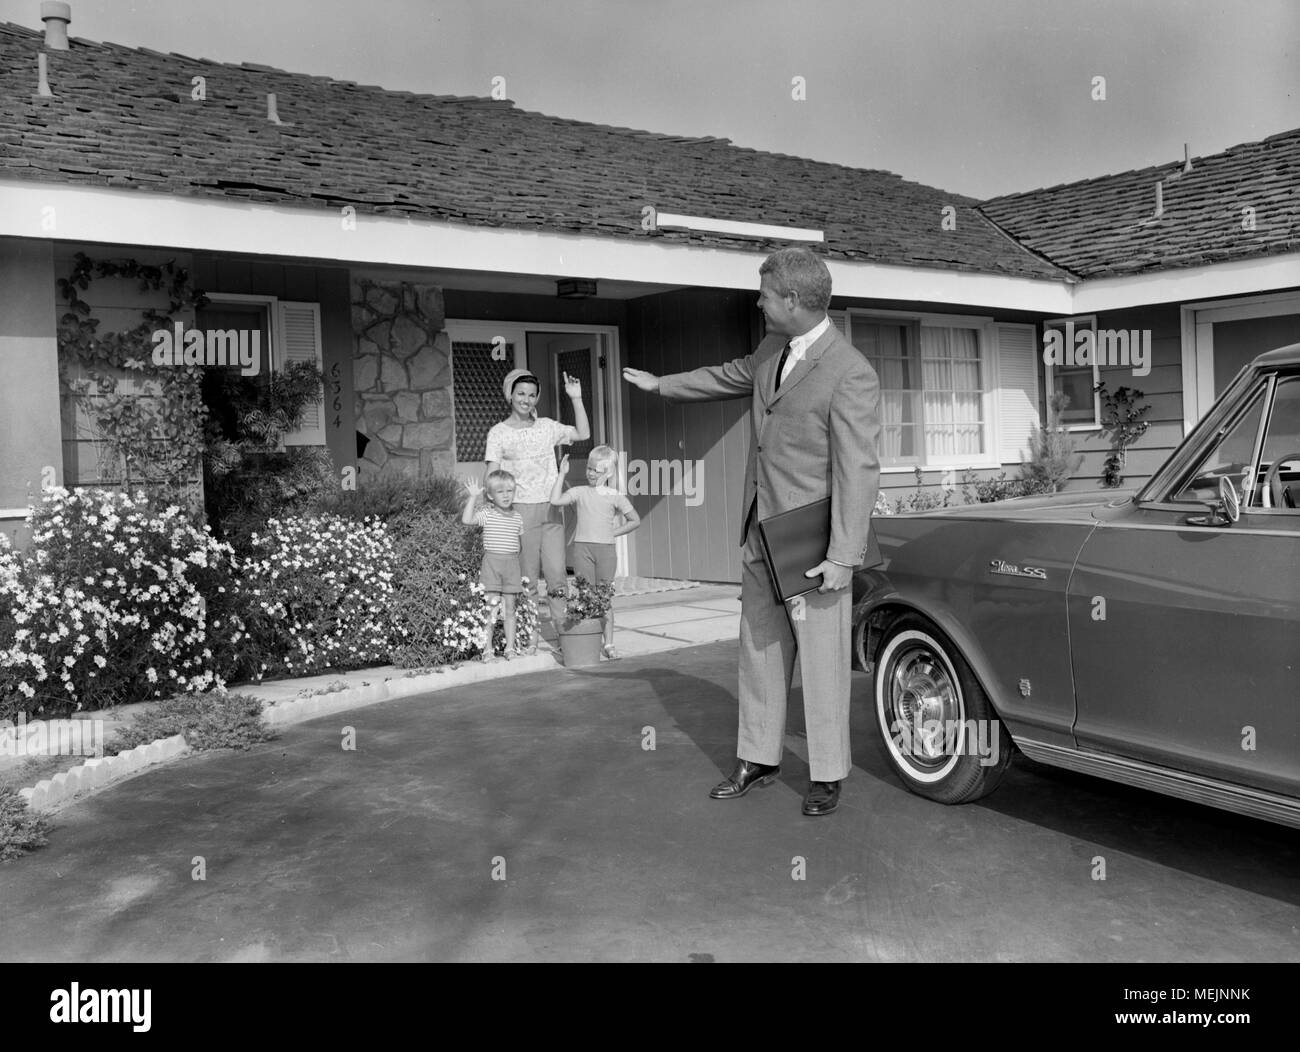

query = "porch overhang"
[0,180,1074,314]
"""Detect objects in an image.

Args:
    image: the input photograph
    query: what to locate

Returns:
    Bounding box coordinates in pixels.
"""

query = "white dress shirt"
[778,315,832,386]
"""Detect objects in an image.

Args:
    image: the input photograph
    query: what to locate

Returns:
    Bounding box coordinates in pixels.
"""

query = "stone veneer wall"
[350,278,454,479]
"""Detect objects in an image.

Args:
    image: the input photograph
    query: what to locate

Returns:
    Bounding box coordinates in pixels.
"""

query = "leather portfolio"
[756,497,832,604]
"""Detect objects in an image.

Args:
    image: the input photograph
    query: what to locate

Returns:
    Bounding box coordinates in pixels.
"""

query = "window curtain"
[921,328,982,458]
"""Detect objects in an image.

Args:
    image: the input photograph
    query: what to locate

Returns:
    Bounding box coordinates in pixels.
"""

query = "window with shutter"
[994,322,1041,463]
[279,301,325,446]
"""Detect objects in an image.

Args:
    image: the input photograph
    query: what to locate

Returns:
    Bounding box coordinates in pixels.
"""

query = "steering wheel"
[1265,452,1300,509]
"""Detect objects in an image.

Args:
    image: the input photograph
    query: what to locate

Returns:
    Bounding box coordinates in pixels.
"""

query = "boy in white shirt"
[549,445,640,659]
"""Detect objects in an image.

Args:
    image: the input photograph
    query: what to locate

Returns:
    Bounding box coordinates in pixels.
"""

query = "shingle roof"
[0,22,1065,280]
[978,129,1300,279]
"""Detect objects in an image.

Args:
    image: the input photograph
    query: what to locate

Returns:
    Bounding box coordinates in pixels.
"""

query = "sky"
[2,0,1296,199]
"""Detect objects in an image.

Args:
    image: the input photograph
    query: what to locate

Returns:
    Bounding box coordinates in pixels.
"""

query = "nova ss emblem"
[989,558,1047,580]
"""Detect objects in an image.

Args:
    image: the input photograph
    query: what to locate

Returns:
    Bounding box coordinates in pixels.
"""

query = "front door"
[526,331,608,486]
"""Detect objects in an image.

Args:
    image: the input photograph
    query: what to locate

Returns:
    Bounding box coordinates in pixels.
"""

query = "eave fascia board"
[0,180,1073,312]
[1071,251,1300,313]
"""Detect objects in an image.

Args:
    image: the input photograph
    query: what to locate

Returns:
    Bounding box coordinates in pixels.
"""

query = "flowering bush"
[238,514,398,677]
[0,488,243,719]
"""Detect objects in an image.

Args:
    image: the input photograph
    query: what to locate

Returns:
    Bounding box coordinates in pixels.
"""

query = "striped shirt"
[474,505,523,554]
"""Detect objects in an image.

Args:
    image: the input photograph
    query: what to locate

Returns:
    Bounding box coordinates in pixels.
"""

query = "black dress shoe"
[709,759,781,800]
[802,780,841,816]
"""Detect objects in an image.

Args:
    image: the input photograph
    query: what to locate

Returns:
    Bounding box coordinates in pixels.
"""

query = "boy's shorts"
[571,541,617,586]
[480,551,523,595]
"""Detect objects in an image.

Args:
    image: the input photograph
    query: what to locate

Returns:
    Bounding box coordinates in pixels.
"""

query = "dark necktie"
[774,341,793,393]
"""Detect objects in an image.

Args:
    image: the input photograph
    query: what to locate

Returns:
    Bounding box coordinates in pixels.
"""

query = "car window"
[1254,377,1300,510]
[1168,388,1264,504]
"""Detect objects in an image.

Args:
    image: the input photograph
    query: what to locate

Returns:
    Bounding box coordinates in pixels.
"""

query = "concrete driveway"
[2,640,1297,962]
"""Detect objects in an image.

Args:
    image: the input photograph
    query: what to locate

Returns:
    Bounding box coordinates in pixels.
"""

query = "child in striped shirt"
[462,469,524,660]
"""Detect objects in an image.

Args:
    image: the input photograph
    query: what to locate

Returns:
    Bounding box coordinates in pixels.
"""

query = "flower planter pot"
[557,618,604,668]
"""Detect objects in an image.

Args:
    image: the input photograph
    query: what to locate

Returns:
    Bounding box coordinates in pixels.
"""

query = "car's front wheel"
[874,615,1013,804]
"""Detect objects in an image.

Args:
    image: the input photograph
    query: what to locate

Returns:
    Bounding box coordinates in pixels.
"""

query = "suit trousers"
[737,511,853,782]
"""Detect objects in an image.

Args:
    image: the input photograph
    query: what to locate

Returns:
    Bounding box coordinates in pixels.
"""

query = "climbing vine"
[56,252,210,503]
[1095,381,1151,487]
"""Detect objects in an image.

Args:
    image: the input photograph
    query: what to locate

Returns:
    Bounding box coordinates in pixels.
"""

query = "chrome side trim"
[1091,520,1300,538]
[1014,738,1300,829]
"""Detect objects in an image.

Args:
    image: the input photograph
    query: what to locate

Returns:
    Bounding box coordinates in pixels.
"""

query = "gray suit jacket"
[659,322,883,568]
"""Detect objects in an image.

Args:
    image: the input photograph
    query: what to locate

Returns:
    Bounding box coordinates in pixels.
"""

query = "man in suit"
[623,247,881,816]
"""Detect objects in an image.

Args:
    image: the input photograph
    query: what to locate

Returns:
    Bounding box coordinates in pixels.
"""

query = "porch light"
[557,278,597,298]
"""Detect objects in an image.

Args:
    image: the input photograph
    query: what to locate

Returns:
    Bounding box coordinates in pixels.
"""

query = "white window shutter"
[995,322,1040,463]
[279,301,326,446]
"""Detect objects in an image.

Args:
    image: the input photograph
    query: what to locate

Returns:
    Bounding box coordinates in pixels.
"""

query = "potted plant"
[551,575,614,668]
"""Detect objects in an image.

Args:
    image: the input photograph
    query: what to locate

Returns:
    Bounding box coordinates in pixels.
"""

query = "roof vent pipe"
[41,1,71,50]
[1154,179,1164,218]
[1183,142,1193,173]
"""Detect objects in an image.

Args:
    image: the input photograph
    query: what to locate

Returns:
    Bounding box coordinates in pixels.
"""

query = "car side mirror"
[1219,473,1241,523]
[1186,474,1241,527]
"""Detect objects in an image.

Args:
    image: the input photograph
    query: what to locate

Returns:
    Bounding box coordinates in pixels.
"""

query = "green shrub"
[959,470,1058,503]
[202,359,335,545]
[312,473,466,539]
[111,691,275,752]
[208,447,338,548]
[0,788,51,862]
[893,467,961,513]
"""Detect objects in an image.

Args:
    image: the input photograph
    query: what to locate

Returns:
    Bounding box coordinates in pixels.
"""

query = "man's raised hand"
[622,367,661,393]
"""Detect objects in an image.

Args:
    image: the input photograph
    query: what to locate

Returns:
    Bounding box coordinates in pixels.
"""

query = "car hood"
[888,489,1139,523]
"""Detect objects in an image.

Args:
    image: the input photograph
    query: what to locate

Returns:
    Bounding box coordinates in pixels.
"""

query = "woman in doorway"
[485,368,590,653]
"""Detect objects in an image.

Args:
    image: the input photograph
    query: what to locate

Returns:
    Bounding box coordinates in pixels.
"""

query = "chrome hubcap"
[889,645,961,766]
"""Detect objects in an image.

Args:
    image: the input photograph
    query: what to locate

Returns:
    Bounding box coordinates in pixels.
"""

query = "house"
[979,132,1300,482]
[1,7,1297,584]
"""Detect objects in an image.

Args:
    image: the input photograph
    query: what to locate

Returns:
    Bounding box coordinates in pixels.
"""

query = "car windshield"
[1167,389,1265,504]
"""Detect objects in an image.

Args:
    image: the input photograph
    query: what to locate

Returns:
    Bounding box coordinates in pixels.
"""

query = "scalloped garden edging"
[18,734,189,814]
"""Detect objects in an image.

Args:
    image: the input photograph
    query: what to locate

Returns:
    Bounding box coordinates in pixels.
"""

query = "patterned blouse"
[484,417,577,504]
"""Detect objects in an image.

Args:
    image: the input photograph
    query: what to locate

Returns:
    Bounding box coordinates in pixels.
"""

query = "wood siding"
[1057,304,1185,492]
[624,288,755,584]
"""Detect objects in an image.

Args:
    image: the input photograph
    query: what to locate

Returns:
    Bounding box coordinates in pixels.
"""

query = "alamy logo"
[49,984,151,1032]
[1043,321,1151,377]
[617,453,704,507]
[890,716,1002,768]
[151,321,262,376]
[0,714,103,758]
